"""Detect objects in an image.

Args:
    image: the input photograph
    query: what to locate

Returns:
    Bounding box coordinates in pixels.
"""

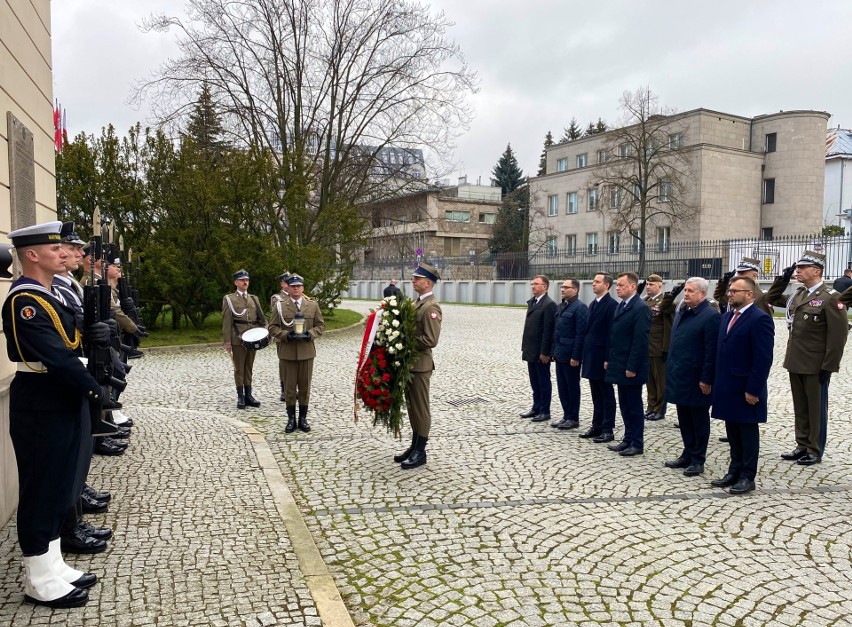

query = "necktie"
[727,310,741,334]
[616,301,626,315]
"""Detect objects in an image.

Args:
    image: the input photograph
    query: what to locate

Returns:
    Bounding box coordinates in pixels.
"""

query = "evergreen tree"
[560,118,583,142]
[584,117,608,136]
[537,131,554,176]
[492,143,525,197]
[489,186,529,253]
[183,82,227,153]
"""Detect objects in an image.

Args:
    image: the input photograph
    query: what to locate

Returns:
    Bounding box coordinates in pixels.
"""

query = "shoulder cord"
[276,300,295,327]
[224,293,248,317]
[785,288,805,328]
[10,292,82,372]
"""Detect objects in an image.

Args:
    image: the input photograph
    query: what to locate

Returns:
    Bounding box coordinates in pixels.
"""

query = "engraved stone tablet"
[7,112,36,230]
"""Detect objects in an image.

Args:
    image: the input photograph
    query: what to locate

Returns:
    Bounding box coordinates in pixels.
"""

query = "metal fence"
[352,234,852,282]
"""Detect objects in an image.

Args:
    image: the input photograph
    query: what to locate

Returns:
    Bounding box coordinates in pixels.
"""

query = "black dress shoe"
[519,409,537,418]
[81,492,108,514]
[664,457,689,469]
[102,437,128,450]
[400,450,426,469]
[718,436,729,443]
[710,473,739,488]
[530,413,550,423]
[71,572,98,590]
[592,432,614,443]
[558,420,579,430]
[797,453,821,466]
[608,441,629,452]
[79,520,113,541]
[728,477,755,495]
[94,440,124,456]
[61,527,107,554]
[24,587,88,608]
[781,448,807,461]
[550,419,567,428]
[646,412,664,421]
[579,429,602,439]
[83,485,111,502]
[619,446,643,457]
[683,464,704,476]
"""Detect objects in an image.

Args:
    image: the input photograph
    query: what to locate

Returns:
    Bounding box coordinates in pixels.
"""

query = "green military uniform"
[271,277,290,401]
[767,252,848,460]
[406,293,443,439]
[222,289,266,387]
[714,257,774,316]
[643,279,675,419]
[268,296,324,404]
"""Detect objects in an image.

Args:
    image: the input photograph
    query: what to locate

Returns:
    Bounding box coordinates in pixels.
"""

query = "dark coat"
[552,298,589,362]
[665,300,720,407]
[582,293,617,380]
[383,283,402,298]
[711,305,775,423]
[521,294,557,361]
[605,296,651,386]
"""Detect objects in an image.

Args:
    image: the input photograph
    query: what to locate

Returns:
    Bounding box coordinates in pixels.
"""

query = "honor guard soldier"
[222,269,266,408]
[642,274,675,421]
[394,263,442,468]
[767,250,848,464]
[2,221,106,608]
[715,256,774,316]
[271,272,290,401]
[268,274,325,433]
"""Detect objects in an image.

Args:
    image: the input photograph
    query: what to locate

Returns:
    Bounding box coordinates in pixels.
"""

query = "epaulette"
[826,287,837,295]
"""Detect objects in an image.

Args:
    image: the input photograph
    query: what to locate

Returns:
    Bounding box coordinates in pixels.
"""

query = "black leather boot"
[285,406,296,433]
[237,387,246,409]
[280,382,286,402]
[401,435,428,469]
[244,386,261,408]
[298,405,311,432]
[394,433,416,463]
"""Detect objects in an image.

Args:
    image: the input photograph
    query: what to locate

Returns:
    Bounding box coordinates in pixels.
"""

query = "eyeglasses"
[726,288,752,294]
[561,285,576,289]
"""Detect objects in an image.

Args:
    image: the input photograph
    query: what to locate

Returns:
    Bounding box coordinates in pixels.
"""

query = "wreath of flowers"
[355,294,419,437]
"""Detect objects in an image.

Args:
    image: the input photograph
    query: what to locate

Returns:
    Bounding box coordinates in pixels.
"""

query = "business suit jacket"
[552,298,589,362]
[521,294,557,362]
[665,300,720,407]
[268,297,325,360]
[605,296,651,386]
[581,293,617,380]
[711,305,774,423]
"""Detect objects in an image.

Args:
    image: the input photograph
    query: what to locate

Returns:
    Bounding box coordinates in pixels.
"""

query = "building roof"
[826,128,852,159]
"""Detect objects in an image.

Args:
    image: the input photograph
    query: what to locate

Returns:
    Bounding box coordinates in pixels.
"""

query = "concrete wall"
[1,0,56,526]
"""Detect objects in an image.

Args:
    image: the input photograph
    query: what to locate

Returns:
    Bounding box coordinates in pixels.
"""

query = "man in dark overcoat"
[710,276,775,495]
[605,272,651,456]
[663,278,720,477]
[550,278,589,430]
[579,273,618,442]
[520,275,557,422]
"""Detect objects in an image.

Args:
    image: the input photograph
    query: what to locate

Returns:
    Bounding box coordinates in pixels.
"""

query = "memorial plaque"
[7,112,36,230]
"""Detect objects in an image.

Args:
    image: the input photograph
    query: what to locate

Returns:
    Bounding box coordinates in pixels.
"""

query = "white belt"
[16,357,87,373]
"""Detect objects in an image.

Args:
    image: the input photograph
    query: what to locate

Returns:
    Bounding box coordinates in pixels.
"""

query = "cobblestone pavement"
[2,300,852,626]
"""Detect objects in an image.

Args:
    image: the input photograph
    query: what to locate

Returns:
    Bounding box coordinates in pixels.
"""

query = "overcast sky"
[52,0,852,184]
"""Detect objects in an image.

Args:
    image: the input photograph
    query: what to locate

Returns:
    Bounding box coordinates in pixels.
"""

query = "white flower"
[391,330,400,339]
[392,320,400,328]
[389,298,397,307]
[388,347,396,354]
[394,361,400,367]
[395,342,403,350]
[392,309,400,315]
[381,319,390,327]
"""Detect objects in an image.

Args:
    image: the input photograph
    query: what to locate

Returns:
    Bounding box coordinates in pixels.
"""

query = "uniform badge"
[19,306,36,320]
[838,302,846,310]
[803,314,809,320]
[808,299,823,307]
[429,312,440,319]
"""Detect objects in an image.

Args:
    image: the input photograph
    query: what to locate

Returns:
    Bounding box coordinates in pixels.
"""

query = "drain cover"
[446,397,489,407]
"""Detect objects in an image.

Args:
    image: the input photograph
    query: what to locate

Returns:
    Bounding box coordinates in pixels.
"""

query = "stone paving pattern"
[1,299,852,626]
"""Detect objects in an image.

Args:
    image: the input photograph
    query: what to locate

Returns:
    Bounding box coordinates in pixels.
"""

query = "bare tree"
[592,87,699,274]
[135,0,476,286]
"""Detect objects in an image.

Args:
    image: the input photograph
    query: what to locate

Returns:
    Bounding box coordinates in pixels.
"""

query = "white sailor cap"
[8,221,63,248]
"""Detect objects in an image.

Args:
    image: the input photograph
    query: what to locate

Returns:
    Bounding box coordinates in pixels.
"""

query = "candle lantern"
[293,311,306,335]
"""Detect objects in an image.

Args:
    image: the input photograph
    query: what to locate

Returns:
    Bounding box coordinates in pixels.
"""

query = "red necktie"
[727,310,740,334]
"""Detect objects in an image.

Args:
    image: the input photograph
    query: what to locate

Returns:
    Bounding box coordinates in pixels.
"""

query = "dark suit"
[552,297,589,423]
[582,293,617,434]
[521,294,557,415]
[666,300,720,465]
[383,283,402,298]
[711,305,774,481]
[605,296,651,449]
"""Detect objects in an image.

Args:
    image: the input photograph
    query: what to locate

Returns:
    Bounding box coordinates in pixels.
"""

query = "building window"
[445,237,463,256]
[765,132,777,153]
[659,180,672,202]
[546,235,557,256]
[763,178,775,204]
[618,143,634,158]
[478,213,496,224]
[587,188,598,211]
[576,153,588,168]
[762,227,774,240]
[548,194,558,216]
[566,192,578,214]
[586,232,598,255]
[630,229,641,253]
[556,158,568,172]
[565,234,577,255]
[445,210,470,222]
[608,231,620,254]
[668,133,683,149]
[598,149,610,163]
[610,187,621,209]
[657,226,670,252]
[633,183,642,204]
